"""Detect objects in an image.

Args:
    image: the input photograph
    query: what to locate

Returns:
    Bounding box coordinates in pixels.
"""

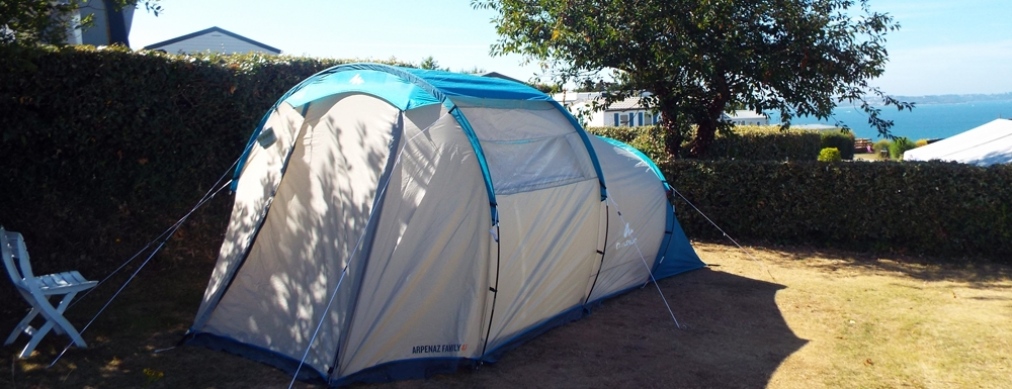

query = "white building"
[723,110,769,126]
[58,0,134,46]
[553,91,768,127]
[553,92,659,127]
[142,26,281,55]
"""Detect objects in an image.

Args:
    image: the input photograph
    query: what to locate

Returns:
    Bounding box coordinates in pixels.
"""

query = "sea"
[769,99,1012,141]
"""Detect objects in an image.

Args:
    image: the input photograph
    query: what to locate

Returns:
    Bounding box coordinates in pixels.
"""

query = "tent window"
[458,102,598,195]
[480,133,595,195]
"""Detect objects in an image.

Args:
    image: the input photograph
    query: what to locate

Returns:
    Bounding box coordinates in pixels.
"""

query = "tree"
[1,0,162,46]
[458,66,488,74]
[419,55,444,70]
[473,0,913,157]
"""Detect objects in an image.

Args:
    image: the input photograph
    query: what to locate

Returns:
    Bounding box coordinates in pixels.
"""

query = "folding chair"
[2,227,98,358]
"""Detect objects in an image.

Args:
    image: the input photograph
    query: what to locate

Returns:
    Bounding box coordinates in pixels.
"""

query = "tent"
[185,63,703,386]
[903,118,1012,166]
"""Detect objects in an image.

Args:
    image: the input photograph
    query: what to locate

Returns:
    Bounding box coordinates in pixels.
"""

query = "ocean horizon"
[771,99,1012,140]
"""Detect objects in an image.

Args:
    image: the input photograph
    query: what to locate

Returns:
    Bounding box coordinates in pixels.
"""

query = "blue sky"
[129,0,1012,96]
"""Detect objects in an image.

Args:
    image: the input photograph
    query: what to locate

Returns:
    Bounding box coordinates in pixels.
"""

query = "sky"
[128,0,1012,97]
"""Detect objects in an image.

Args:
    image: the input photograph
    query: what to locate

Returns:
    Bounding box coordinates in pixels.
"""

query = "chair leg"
[50,291,87,347]
[17,316,55,359]
[50,295,73,336]
[13,291,89,358]
[4,306,40,346]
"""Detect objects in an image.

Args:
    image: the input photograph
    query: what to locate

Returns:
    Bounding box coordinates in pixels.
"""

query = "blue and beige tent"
[185,63,703,386]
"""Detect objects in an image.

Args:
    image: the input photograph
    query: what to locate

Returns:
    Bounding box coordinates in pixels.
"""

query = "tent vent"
[256,127,277,148]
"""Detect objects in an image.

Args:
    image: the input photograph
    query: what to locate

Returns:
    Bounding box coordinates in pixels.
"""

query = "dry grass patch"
[708,244,1012,389]
[1,242,1010,388]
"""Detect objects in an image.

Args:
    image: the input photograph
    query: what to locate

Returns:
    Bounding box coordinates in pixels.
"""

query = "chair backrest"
[1,227,28,288]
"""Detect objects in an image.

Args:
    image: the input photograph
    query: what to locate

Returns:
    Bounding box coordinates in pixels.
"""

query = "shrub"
[588,125,837,161]
[916,138,930,147]
[601,125,784,163]
[874,139,891,152]
[0,45,403,276]
[629,125,671,163]
[873,139,892,159]
[890,137,918,159]
[706,125,822,161]
[818,147,842,162]
[587,126,640,143]
[585,126,670,163]
[0,45,411,314]
[4,44,1009,314]
[819,130,855,160]
[661,160,1012,261]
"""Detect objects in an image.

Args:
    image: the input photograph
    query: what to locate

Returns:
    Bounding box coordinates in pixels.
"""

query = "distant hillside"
[895,92,1012,105]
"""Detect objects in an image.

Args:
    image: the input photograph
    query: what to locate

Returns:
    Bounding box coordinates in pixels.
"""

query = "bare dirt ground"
[3,241,1010,388]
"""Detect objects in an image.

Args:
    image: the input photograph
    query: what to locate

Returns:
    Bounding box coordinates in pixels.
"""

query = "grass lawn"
[3,242,1010,388]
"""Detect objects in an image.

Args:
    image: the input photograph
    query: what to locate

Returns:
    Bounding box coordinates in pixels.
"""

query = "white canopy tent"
[904,119,1012,166]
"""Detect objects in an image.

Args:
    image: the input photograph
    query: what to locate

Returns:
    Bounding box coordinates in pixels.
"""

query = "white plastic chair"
[2,227,97,358]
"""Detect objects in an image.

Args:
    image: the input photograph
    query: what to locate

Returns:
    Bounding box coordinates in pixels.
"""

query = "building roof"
[552,92,651,111]
[608,97,649,110]
[725,110,767,120]
[552,91,599,105]
[142,26,281,54]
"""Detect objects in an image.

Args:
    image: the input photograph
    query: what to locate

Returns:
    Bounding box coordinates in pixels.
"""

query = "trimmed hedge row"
[587,125,855,161]
[820,131,857,160]
[587,125,667,162]
[0,46,1007,314]
[662,160,1012,260]
[0,45,405,277]
[0,46,414,314]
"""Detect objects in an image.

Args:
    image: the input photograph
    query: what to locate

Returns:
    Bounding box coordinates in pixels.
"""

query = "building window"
[619,113,632,126]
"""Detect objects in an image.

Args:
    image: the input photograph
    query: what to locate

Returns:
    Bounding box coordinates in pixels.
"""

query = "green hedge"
[662,160,1012,261]
[0,45,1006,315]
[817,147,842,162]
[707,125,823,161]
[588,125,855,161]
[820,130,856,160]
[585,126,640,143]
[0,47,419,262]
[0,45,415,315]
[0,45,355,275]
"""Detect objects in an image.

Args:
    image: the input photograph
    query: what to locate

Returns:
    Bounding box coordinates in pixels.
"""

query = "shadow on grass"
[733,241,1012,287]
[2,265,805,388]
[0,262,317,389]
[362,267,808,388]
